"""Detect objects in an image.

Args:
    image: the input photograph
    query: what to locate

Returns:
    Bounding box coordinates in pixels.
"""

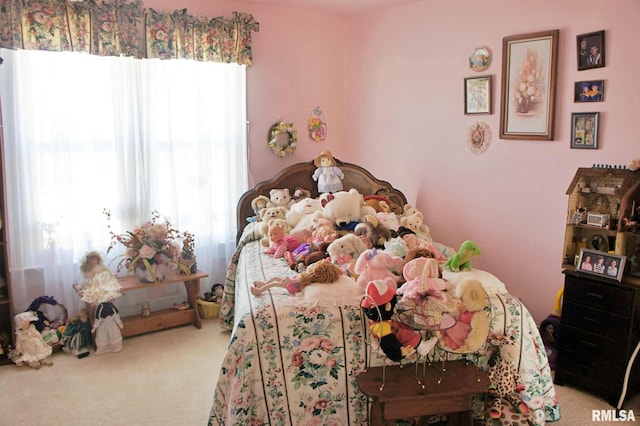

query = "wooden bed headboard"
[236,158,408,242]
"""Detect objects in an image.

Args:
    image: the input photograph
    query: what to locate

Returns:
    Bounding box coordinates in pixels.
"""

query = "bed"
[209,159,560,426]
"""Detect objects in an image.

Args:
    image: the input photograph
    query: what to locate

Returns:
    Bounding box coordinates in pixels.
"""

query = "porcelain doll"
[312,150,344,194]
[10,311,53,368]
[92,301,124,355]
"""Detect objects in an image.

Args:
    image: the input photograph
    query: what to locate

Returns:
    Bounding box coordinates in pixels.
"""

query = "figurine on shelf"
[312,150,344,194]
[92,301,124,355]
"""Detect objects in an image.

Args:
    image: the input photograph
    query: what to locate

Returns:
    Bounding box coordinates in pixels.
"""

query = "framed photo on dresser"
[576,248,625,282]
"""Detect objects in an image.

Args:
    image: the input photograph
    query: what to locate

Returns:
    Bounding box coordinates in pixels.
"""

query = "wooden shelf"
[121,307,198,338]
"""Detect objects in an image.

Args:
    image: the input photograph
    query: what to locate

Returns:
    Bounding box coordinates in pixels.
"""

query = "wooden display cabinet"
[562,167,640,278]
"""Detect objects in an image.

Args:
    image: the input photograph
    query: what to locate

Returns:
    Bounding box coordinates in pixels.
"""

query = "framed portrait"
[577,30,605,71]
[574,80,604,103]
[464,75,492,115]
[576,248,625,282]
[570,112,599,149]
[499,30,559,140]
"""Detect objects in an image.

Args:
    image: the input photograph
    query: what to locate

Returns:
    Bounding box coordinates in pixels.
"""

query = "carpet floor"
[0,318,638,426]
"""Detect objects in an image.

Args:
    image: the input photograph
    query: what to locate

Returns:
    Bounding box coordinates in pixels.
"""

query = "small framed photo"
[570,112,599,149]
[464,75,492,115]
[577,30,605,71]
[577,248,625,282]
[574,80,604,103]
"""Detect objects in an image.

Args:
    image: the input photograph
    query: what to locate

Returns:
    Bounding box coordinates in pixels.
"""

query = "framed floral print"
[499,30,559,140]
[464,75,492,115]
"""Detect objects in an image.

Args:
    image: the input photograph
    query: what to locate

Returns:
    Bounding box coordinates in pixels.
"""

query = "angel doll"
[312,150,344,194]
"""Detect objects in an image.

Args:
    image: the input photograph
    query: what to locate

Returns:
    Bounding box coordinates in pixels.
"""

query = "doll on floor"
[10,311,53,368]
[93,301,124,355]
[252,259,342,296]
[62,308,93,359]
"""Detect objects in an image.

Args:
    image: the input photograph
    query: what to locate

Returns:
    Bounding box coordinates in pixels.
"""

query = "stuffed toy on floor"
[9,311,53,369]
[486,335,530,421]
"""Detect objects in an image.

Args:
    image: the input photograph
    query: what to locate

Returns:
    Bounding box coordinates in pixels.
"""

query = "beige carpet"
[0,318,638,426]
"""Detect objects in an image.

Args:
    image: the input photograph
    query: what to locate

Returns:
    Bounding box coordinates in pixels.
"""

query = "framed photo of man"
[577,30,605,71]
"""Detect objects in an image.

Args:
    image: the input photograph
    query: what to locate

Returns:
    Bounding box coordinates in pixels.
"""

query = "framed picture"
[574,80,604,103]
[576,248,625,282]
[499,29,559,140]
[577,30,605,71]
[570,112,599,149]
[464,75,492,115]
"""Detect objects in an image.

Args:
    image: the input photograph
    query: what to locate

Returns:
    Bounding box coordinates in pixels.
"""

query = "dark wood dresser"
[554,270,640,406]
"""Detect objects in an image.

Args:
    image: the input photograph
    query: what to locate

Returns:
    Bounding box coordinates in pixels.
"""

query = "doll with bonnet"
[312,150,344,194]
[10,311,54,368]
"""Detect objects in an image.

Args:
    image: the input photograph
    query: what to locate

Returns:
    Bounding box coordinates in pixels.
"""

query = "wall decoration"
[570,112,599,149]
[499,30,559,141]
[464,75,492,115]
[469,46,491,72]
[268,121,297,158]
[308,107,327,142]
[577,30,605,71]
[468,122,491,154]
[574,80,604,103]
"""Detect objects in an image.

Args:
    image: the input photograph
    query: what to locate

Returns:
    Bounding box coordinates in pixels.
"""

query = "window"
[0,48,247,312]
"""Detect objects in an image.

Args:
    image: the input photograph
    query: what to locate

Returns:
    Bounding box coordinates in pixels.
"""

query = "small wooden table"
[75,271,207,338]
[356,360,489,426]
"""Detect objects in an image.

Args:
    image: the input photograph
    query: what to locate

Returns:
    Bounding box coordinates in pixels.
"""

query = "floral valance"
[0,0,259,65]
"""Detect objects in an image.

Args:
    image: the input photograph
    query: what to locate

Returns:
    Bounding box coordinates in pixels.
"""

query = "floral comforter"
[210,235,560,425]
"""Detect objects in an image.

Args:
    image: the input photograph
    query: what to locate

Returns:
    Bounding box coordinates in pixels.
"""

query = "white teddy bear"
[267,188,294,209]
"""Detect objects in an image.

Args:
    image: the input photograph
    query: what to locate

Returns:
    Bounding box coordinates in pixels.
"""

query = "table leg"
[184,278,202,329]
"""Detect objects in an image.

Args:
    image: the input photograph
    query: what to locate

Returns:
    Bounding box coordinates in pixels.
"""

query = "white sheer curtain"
[0,48,247,314]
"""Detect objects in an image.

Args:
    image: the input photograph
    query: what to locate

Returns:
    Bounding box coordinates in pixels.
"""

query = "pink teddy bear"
[354,248,402,291]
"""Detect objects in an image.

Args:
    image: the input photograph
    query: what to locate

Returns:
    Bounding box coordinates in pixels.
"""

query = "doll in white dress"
[93,301,124,355]
[10,311,53,368]
[312,150,344,194]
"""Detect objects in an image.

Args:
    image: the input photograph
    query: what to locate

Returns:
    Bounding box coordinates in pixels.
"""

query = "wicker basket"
[197,299,220,319]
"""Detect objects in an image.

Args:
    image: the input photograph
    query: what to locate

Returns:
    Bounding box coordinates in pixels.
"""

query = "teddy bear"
[9,311,54,368]
[354,248,402,291]
[292,186,312,202]
[265,223,301,259]
[486,335,530,420]
[436,278,489,353]
[256,206,288,241]
[321,188,376,235]
[327,233,369,276]
[286,197,323,230]
[355,214,392,249]
[361,279,438,362]
[400,211,431,242]
[627,158,640,172]
[266,188,294,209]
[444,240,481,272]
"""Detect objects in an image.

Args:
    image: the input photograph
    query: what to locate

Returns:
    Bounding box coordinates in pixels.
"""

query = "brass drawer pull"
[585,292,604,299]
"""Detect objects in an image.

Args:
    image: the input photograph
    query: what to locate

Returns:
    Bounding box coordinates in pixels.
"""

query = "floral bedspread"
[211,236,560,425]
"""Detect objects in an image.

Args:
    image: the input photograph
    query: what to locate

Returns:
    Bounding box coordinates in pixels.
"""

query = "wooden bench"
[356,360,489,426]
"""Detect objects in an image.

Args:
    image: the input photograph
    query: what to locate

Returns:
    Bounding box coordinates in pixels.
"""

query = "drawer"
[564,276,634,316]
[557,347,626,383]
[562,301,629,341]
[558,325,629,365]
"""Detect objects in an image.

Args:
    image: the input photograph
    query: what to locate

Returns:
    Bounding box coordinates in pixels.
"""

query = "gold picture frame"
[499,30,559,140]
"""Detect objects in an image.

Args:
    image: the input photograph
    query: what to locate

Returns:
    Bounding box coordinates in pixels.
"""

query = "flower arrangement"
[268,121,297,158]
[104,210,195,282]
[513,50,545,113]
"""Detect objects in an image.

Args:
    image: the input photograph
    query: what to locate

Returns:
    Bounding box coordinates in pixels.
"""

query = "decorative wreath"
[468,122,491,154]
[268,121,297,158]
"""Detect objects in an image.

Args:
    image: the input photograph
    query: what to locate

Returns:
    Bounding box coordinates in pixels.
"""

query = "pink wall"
[144,0,640,323]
